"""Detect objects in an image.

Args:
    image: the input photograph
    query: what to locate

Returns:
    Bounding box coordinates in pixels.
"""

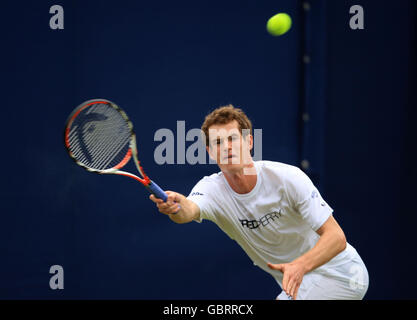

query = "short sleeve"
[285,168,333,231]
[187,177,217,223]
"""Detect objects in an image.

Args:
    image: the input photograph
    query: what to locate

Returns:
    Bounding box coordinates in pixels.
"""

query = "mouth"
[223,154,236,161]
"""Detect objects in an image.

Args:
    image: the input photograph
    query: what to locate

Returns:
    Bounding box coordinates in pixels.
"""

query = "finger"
[149,194,164,204]
[158,202,172,211]
[157,206,171,215]
[287,278,295,298]
[282,271,289,294]
[165,198,179,207]
[169,206,181,214]
[165,191,176,199]
[166,203,181,214]
[166,192,179,205]
[159,196,176,206]
[293,283,300,300]
[157,201,180,214]
[267,263,284,272]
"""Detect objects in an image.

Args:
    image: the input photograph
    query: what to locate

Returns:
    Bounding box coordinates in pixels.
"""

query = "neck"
[222,162,257,194]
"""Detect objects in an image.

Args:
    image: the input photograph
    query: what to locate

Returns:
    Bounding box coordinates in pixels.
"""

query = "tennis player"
[149,105,369,300]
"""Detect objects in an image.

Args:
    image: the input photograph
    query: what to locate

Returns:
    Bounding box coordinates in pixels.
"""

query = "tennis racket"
[64,98,168,202]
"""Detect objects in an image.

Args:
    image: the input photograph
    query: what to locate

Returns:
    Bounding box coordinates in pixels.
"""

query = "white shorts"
[277,250,369,300]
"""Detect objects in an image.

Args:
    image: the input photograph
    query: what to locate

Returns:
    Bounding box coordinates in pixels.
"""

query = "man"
[150,105,369,300]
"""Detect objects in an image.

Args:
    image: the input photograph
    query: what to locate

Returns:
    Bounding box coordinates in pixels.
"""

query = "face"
[206,120,253,173]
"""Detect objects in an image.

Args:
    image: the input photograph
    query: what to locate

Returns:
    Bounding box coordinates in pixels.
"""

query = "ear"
[242,134,254,162]
[245,134,254,152]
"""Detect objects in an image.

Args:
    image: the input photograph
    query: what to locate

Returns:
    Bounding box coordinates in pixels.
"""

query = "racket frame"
[64,99,168,201]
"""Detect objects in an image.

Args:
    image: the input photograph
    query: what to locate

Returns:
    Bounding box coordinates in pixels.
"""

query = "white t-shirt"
[187,160,358,286]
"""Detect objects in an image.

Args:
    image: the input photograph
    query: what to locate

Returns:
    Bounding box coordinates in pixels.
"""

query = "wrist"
[293,257,312,274]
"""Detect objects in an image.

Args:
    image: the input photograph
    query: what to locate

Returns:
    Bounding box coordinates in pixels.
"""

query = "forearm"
[294,230,347,273]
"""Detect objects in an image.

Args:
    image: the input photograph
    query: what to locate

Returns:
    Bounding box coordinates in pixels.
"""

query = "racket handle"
[147,181,168,202]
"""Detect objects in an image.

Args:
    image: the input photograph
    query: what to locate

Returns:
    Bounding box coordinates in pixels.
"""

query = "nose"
[223,138,233,152]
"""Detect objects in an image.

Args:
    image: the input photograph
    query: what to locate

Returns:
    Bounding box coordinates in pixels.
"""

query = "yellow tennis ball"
[266,13,292,36]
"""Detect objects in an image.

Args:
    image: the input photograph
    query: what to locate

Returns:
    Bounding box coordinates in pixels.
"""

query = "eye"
[230,135,239,141]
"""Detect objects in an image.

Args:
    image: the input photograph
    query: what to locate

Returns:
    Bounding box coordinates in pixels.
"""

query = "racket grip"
[147,181,168,202]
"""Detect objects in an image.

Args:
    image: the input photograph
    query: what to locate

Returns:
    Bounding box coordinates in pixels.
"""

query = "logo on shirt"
[191,192,204,196]
[312,189,326,207]
[239,210,282,230]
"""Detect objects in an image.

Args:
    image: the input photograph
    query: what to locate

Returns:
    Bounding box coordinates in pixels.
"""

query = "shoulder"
[198,171,224,185]
[257,160,310,199]
[256,160,303,180]
[190,171,224,192]
[188,171,225,223]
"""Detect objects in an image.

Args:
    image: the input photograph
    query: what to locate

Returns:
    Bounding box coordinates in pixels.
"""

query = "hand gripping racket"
[64,98,168,202]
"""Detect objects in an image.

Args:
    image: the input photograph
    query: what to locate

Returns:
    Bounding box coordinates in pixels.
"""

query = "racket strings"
[82,106,128,168]
[67,103,131,170]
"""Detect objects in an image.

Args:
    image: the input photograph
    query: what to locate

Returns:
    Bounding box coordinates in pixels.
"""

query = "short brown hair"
[201,104,253,146]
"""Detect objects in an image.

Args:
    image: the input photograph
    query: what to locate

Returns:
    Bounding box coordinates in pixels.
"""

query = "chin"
[219,162,245,173]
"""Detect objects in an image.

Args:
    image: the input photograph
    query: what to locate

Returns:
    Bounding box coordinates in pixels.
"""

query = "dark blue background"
[0,0,415,299]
